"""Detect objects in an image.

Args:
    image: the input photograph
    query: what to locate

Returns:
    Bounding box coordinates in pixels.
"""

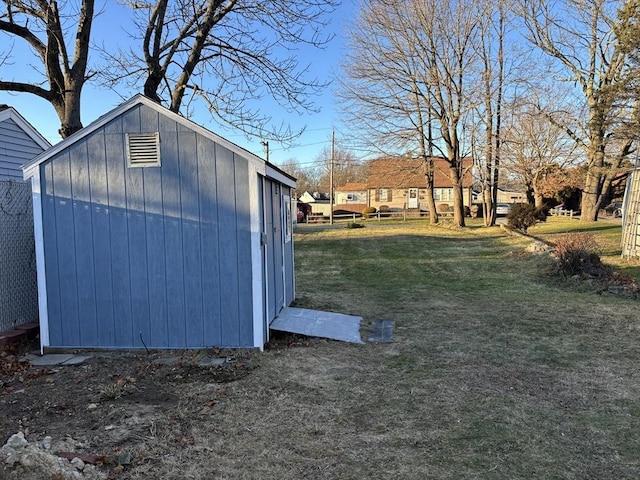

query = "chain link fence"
[0,180,38,332]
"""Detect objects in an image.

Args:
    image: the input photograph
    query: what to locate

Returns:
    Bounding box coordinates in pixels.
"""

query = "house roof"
[366,157,473,189]
[21,94,295,188]
[300,191,330,201]
[0,106,52,151]
[336,182,367,192]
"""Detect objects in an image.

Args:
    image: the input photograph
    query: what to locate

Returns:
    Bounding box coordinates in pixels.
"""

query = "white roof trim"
[0,107,52,151]
[266,163,297,189]
[21,94,271,179]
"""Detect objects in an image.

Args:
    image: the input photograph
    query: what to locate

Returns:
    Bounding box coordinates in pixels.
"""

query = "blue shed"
[22,95,296,350]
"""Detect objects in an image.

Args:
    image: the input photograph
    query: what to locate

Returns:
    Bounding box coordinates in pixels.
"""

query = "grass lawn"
[3,217,638,480]
[211,217,638,479]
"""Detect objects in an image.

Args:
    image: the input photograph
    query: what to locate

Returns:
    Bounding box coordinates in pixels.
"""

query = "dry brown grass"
[135,220,638,479]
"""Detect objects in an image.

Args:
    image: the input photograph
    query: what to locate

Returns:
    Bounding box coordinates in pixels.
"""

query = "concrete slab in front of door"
[271,307,364,344]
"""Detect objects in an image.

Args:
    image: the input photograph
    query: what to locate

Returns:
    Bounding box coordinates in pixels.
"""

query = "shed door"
[264,179,285,324]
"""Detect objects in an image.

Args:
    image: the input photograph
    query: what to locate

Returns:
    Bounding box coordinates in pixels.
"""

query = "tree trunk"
[425,185,439,225]
[424,159,438,225]
[580,137,606,221]
[483,186,495,226]
[534,191,544,209]
[580,170,603,221]
[449,164,466,227]
[57,84,84,138]
[525,184,535,205]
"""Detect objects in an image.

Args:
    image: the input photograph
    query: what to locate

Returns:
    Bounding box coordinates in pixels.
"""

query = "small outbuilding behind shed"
[22,95,295,351]
[1,106,51,336]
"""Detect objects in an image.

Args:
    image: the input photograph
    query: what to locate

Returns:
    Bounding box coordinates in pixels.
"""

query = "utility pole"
[329,130,335,225]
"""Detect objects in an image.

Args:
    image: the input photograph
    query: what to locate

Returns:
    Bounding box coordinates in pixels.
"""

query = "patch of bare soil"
[0,342,256,480]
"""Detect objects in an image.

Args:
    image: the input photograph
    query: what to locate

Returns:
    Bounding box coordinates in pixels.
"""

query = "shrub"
[437,203,450,213]
[362,206,377,218]
[552,233,612,278]
[345,222,364,229]
[378,205,390,217]
[506,203,546,233]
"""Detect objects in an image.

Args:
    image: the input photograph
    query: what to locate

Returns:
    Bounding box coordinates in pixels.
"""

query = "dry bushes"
[551,233,612,278]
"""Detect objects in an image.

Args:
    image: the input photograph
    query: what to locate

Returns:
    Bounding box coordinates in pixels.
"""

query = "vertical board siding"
[104,116,131,347]
[42,162,62,345]
[52,153,80,345]
[124,134,151,347]
[69,140,98,346]
[41,103,255,348]
[235,161,253,345]
[87,130,115,346]
[159,113,186,348]
[138,107,167,348]
[197,135,221,345]
[215,144,241,347]
[179,130,204,347]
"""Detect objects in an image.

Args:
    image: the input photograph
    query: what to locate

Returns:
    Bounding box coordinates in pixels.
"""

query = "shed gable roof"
[0,106,51,151]
[21,94,295,187]
[366,157,473,189]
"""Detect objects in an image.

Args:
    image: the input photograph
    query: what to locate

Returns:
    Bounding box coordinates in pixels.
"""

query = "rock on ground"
[1,432,107,480]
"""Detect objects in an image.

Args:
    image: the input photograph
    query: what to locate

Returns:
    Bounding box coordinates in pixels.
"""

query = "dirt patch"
[0,343,256,479]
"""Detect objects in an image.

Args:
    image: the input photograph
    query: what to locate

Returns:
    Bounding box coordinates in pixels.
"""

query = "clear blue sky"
[0,0,357,169]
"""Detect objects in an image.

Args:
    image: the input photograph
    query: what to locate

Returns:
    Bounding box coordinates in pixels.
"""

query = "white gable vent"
[126,132,160,167]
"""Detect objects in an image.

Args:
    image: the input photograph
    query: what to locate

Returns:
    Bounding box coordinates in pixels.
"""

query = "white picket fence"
[548,209,579,219]
[303,210,427,224]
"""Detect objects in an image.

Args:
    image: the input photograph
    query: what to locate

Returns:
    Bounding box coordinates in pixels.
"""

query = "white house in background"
[496,188,527,203]
[298,191,331,216]
[335,182,367,204]
[333,182,368,215]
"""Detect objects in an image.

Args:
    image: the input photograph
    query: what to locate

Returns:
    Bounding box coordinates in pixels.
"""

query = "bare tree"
[0,0,96,138]
[341,0,491,227]
[278,158,321,195]
[103,0,338,145]
[518,0,638,221]
[1,0,337,143]
[501,102,582,207]
[473,1,507,226]
[313,146,365,194]
[340,0,443,223]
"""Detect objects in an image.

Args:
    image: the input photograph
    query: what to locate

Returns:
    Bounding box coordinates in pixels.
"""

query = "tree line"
[2,1,638,224]
[340,0,639,225]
